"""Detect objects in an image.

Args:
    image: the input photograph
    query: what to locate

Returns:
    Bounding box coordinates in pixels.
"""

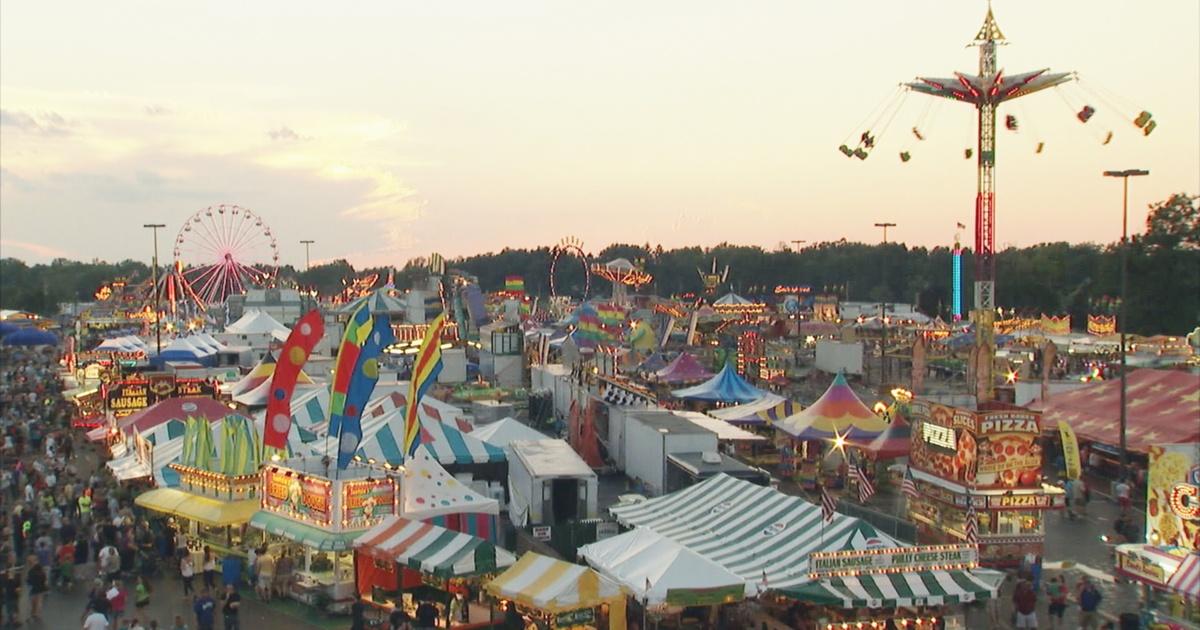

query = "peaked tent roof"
[225,310,291,338]
[87,397,231,442]
[638,352,669,374]
[469,418,548,449]
[354,514,515,578]
[1,328,59,347]
[671,364,766,404]
[229,353,278,397]
[610,473,898,596]
[774,373,888,441]
[231,362,316,406]
[578,527,745,605]
[862,414,912,459]
[655,352,714,384]
[486,552,626,614]
[399,449,501,519]
[706,392,802,426]
[331,390,505,466]
[714,292,754,306]
[1032,369,1200,451]
[339,289,407,316]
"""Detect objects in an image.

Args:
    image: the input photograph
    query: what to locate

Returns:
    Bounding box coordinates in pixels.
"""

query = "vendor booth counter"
[135,464,260,558]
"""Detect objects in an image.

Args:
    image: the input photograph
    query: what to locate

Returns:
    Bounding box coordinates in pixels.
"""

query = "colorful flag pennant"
[263,309,324,450]
[402,314,447,459]
[329,304,374,437]
[335,314,395,469]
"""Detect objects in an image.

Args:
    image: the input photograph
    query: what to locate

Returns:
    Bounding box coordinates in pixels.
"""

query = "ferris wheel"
[172,204,279,305]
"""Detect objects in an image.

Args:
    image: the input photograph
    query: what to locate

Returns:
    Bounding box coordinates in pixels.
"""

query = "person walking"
[1,564,21,630]
[107,579,127,630]
[25,554,47,621]
[82,607,109,630]
[201,547,217,590]
[1078,577,1103,630]
[254,551,273,602]
[1114,478,1132,516]
[1045,575,1068,629]
[273,550,293,600]
[220,583,240,630]
[1012,578,1039,629]
[134,575,151,614]
[192,589,216,630]
[98,543,120,582]
[180,553,195,597]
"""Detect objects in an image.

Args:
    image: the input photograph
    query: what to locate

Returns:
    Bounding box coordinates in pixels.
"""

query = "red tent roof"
[654,352,713,384]
[1033,369,1200,451]
[86,397,231,441]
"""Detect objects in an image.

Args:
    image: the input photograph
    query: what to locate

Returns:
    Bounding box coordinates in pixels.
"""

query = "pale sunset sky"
[1,1,1197,268]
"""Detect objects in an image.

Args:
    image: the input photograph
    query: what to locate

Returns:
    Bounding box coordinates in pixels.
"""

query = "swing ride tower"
[906,8,1072,400]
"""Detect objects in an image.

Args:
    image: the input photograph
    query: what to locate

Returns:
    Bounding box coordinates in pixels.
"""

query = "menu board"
[105,380,152,418]
[1147,444,1200,551]
[264,467,333,526]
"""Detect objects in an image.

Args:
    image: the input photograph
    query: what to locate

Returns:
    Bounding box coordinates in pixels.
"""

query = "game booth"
[905,400,1065,567]
[246,456,398,612]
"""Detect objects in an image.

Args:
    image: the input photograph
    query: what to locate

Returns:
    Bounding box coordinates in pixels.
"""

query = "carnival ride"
[171,205,279,307]
[698,258,729,296]
[839,7,1158,399]
[591,258,653,306]
[549,236,591,299]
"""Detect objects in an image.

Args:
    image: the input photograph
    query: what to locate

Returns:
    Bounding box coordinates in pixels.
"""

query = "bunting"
[263,309,324,449]
[1087,314,1117,336]
[1039,314,1071,335]
[329,304,374,437]
[335,314,396,469]
[403,314,447,459]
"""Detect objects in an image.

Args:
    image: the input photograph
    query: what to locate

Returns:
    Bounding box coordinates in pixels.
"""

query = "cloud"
[0,109,73,135]
[267,125,309,142]
[144,104,172,116]
[0,239,72,260]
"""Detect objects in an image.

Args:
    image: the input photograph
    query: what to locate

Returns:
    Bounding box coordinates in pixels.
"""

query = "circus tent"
[654,352,713,384]
[774,373,888,441]
[671,364,766,404]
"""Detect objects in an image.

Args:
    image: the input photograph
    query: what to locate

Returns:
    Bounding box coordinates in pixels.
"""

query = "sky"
[1,1,1197,269]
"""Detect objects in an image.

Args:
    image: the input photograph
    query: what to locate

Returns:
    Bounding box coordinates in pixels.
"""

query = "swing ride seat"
[1134,111,1152,128]
[1077,106,1095,123]
[838,144,854,157]
[899,152,911,162]
[854,148,869,160]
[1143,120,1156,135]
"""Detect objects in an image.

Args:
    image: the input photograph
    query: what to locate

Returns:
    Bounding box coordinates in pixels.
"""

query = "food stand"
[906,400,1064,567]
[354,514,516,627]
[247,457,398,612]
[486,552,628,630]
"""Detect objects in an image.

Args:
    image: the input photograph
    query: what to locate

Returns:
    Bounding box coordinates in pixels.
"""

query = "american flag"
[902,467,919,498]
[853,464,876,503]
[964,500,979,545]
[820,485,837,523]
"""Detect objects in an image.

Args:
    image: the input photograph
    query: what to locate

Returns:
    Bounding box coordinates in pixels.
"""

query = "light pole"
[658,427,670,496]
[791,240,807,252]
[143,223,167,354]
[300,240,315,271]
[874,222,896,386]
[1102,169,1149,479]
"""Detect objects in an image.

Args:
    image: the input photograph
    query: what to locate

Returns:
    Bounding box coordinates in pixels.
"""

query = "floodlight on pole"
[143,223,167,354]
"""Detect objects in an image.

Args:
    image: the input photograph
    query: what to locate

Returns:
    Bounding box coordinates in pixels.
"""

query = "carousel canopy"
[774,373,887,441]
[638,352,669,374]
[863,414,912,460]
[354,514,515,578]
[654,352,713,384]
[486,552,626,614]
[671,364,766,404]
[713,292,754,306]
[1033,368,1200,451]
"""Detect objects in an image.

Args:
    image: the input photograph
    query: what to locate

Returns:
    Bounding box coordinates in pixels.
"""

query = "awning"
[1168,552,1200,601]
[106,455,151,481]
[134,488,258,527]
[248,511,361,552]
[486,552,626,614]
[778,569,1001,608]
[578,527,745,606]
[354,515,515,578]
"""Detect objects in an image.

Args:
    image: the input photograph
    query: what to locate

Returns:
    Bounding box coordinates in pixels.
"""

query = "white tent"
[224,310,291,341]
[706,393,786,421]
[400,449,500,520]
[673,412,767,442]
[578,527,745,605]
[469,418,549,449]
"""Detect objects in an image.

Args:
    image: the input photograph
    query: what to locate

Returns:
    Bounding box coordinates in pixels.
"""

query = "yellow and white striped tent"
[486,552,627,629]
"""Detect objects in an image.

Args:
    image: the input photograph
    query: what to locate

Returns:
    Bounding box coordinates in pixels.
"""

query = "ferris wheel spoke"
[185,263,222,289]
[183,221,224,260]
[196,265,224,303]
[192,216,227,259]
[227,224,261,262]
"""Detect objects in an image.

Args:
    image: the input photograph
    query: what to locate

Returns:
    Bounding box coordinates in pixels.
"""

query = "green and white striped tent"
[609,474,1000,608]
[354,514,516,578]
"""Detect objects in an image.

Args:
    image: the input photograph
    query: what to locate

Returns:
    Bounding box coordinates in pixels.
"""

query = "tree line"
[2,194,1195,335]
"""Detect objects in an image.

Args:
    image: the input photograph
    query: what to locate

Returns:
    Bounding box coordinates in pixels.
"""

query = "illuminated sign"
[922,423,957,451]
[809,544,978,579]
[103,377,217,418]
[1169,483,1200,520]
[341,479,396,529]
[977,412,1040,436]
[263,467,333,526]
[989,494,1056,510]
[1117,551,1168,586]
[105,380,151,418]
[774,285,813,295]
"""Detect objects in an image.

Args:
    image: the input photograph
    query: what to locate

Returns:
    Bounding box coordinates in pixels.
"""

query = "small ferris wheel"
[172,204,279,305]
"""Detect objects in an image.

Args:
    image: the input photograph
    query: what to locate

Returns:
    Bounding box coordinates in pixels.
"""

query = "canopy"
[798,321,840,337]
[714,292,754,306]
[610,474,899,596]
[154,337,213,365]
[778,569,1001,608]
[578,527,745,605]
[654,352,713,384]
[106,455,151,481]
[774,373,888,441]
[486,552,626,614]
[675,412,766,442]
[348,391,505,466]
[87,397,231,442]
[863,415,912,460]
[135,488,259,527]
[249,511,362,551]
[224,310,291,340]
[400,449,500,520]
[706,393,800,426]
[638,352,669,374]
[1033,369,1200,451]
[354,515,515,578]
[1168,551,1200,602]
[671,364,766,404]
[469,418,548,449]
[338,289,407,316]
[233,369,316,407]
[229,353,277,397]
[94,335,148,353]
[1,328,58,346]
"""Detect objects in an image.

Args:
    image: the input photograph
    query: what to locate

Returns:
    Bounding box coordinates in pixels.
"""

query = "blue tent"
[671,364,767,404]
[0,322,21,338]
[1,328,59,346]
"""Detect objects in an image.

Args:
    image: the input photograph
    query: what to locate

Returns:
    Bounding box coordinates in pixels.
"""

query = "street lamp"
[1102,169,1149,479]
[874,222,897,386]
[658,427,670,496]
[143,223,167,354]
[300,240,315,271]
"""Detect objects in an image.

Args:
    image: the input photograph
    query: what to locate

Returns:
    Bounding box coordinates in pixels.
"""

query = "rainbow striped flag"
[335,314,395,469]
[505,275,525,294]
[329,304,373,437]
[403,314,447,458]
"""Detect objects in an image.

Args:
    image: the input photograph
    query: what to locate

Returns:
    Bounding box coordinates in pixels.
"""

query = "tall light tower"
[300,239,315,271]
[906,7,1073,400]
[874,222,896,386]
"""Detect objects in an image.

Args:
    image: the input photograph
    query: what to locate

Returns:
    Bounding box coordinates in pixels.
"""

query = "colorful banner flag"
[329,304,374,437]
[1040,314,1071,335]
[1058,420,1081,481]
[221,415,262,477]
[335,314,395,469]
[402,314,447,459]
[263,309,324,450]
[1087,314,1117,336]
[505,275,525,294]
